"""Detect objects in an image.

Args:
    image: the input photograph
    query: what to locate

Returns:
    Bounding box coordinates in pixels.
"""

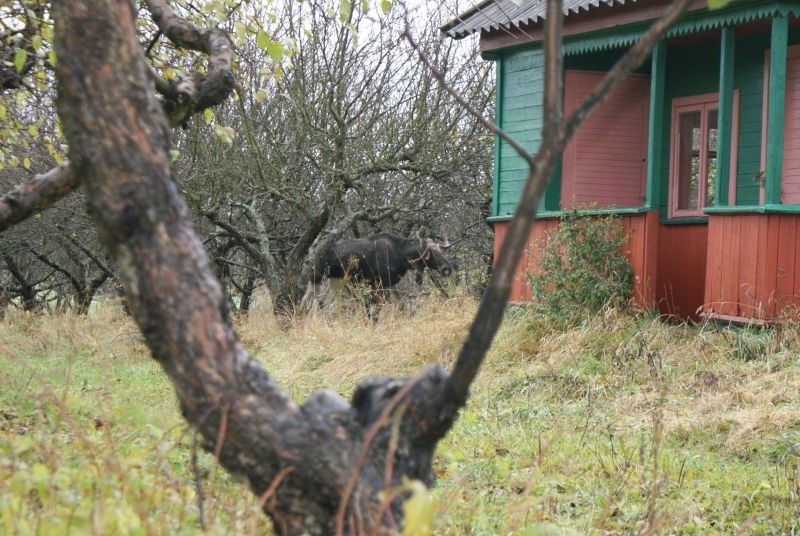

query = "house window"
[669,94,720,218]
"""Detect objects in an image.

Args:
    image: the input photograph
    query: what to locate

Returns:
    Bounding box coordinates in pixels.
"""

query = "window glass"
[706,109,718,207]
[676,110,701,211]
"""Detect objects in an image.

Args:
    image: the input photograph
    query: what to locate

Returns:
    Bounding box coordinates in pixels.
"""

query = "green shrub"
[527,211,633,324]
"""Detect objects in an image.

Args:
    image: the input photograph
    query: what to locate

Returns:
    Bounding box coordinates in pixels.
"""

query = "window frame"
[668,91,740,219]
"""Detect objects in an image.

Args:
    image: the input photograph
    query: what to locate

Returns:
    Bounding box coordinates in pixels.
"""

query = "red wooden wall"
[562,71,650,209]
[493,219,559,303]
[705,214,800,320]
[496,214,800,322]
[656,224,708,320]
[494,212,658,309]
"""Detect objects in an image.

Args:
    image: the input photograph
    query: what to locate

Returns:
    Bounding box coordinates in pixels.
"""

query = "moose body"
[307,232,454,308]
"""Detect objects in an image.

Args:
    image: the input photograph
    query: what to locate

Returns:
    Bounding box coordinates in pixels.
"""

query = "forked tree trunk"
[52,1,458,533]
[48,0,690,531]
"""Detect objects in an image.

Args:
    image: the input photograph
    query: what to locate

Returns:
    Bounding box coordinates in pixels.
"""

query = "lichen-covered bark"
[51,1,455,533]
[0,164,78,232]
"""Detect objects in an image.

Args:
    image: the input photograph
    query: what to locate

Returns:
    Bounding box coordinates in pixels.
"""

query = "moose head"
[407,228,453,278]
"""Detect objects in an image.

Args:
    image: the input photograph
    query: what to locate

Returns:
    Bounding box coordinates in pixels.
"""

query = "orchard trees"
[176,0,494,312]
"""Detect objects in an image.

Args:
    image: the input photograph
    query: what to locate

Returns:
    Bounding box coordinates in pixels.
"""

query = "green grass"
[1,298,799,534]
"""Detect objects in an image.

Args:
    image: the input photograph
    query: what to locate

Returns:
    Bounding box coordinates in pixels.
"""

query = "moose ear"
[441,234,453,250]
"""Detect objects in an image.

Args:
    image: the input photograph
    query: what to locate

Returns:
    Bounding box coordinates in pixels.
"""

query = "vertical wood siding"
[735,34,769,206]
[495,213,657,309]
[561,71,650,209]
[656,224,708,319]
[705,214,800,320]
[493,219,559,302]
[782,45,800,203]
[495,48,544,217]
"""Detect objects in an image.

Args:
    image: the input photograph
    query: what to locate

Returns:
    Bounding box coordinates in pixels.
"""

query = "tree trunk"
[52,1,458,533]
[237,270,257,313]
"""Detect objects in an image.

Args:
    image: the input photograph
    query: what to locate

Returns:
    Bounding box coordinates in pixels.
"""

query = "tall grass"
[1,296,799,534]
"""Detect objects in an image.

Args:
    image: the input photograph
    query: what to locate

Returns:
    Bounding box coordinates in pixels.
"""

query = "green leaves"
[256,29,271,51]
[256,30,286,63]
[13,49,28,73]
[339,0,352,22]
[527,212,633,326]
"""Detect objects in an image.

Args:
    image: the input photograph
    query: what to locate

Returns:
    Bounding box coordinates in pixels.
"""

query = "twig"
[191,430,207,531]
[257,466,295,509]
[213,405,229,460]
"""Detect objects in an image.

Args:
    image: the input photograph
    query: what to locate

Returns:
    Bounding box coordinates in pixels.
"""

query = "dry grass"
[1,294,799,534]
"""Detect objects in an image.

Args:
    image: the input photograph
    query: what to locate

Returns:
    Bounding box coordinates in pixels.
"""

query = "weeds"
[527,212,633,327]
[1,297,800,533]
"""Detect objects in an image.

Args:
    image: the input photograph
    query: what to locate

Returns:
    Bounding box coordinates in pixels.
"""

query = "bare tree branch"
[142,0,236,127]
[54,223,116,278]
[1,1,240,233]
[400,26,533,163]
[0,163,79,232]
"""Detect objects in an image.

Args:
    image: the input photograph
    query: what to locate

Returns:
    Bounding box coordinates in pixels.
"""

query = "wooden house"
[443,0,800,322]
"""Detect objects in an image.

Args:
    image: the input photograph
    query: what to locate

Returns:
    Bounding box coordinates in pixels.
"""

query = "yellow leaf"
[255,90,267,103]
[213,124,235,145]
[28,124,39,138]
[203,108,214,124]
[0,105,6,119]
[22,157,31,170]
[402,480,434,536]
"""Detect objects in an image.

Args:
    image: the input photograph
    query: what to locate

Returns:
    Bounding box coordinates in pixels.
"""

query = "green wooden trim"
[704,204,800,215]
[766,14,788,205]
[492,60,503,218]
[545,158,562,211]
[646,40,666,210]
[487,206,651,222]
[660,217,709,225]
[562,0,797,57]
[716,26,735,206]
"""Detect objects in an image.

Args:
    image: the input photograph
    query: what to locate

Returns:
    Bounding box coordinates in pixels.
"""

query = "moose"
[305,230,455,309]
